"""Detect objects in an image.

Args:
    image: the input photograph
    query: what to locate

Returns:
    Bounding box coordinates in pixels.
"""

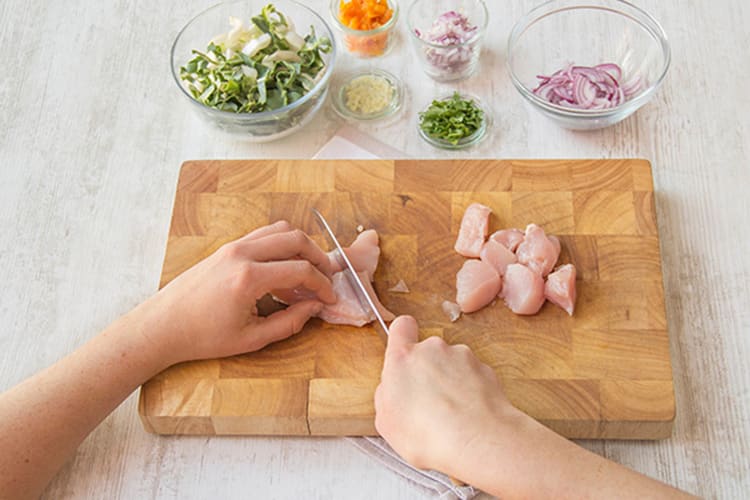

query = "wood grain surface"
[2,0,748,497]
[139,159,674,439]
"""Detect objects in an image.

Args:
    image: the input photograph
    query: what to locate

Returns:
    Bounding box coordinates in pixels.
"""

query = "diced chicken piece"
[455,260,502,313]
[388,279,410,293]
[317,271,395,327]
[515,224,561,277]
[548,234,561,256]
[328,229,380,280]
[501,263,545,315]
[545,264,577,316]
[442,300,462,322]
[480,238,518,276]
[490,228,524,252]
[454,203,492,258]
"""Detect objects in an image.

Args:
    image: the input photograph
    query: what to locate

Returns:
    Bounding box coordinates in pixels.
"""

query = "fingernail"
[312,301,325,314]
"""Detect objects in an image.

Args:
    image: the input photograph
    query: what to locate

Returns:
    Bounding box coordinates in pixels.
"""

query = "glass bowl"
[507,0,670,130]
[171,0,337,142]
[407,0,488,82]
[332,69,403,121]
[329,0,399,58]
[417,93,490,149]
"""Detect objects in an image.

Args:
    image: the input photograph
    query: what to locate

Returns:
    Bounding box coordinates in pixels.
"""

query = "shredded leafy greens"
[179,4,331,113]
[418,92,484,145]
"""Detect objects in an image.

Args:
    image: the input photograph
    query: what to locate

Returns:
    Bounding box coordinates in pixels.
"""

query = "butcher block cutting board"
[138,159,674,439]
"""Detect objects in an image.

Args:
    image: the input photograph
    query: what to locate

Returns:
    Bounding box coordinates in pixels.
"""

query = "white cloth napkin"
[315,128,480,500]
[312,126,404,160]
[347,437,479,500]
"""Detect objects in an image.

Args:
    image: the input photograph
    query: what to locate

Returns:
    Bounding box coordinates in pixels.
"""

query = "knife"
[311,208,390,343]
[313,209,465,486]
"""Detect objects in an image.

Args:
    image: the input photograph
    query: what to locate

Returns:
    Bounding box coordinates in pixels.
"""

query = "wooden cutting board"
[138,159,674,439]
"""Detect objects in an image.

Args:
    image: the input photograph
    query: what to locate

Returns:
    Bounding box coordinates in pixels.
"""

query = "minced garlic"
[344,74,393,115]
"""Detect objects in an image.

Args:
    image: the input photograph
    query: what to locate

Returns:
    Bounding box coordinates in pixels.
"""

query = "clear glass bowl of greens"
[172,0,337,141]
[417,92,490,149]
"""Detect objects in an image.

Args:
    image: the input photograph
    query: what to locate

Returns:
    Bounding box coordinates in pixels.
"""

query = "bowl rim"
[406,0,489,48]
[329,0,400,36]
[171,0,337,118]
[506,0,671,118]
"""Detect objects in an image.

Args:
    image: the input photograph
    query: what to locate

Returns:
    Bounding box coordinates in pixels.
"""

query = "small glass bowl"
[417,93,490,149]
[407,0,488,82]
[507,0,670,130]
[333,70,403,121]
[329,0,399,58]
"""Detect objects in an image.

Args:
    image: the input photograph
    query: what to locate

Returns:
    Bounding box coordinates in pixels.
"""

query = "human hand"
[131,220,336,365]
[374,316,517,479]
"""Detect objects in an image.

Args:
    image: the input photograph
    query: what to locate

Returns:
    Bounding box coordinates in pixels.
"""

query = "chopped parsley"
[418,92,484,145]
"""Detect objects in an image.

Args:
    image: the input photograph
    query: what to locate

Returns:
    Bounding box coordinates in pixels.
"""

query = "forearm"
[0,306,175,499]
[454,408,695,499]
[0,223,333,499]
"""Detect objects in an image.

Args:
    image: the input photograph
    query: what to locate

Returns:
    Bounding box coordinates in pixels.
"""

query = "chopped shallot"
[414,11,481,79]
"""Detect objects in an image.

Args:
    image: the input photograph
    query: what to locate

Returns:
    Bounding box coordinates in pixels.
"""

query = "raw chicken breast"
[490,229,524,252]
[480,238,518,276]
[318,271,396,327]
[271,287,318,305]
[274,230,380,304]
[328,229,380,280]
[275,228,394,327]
[545,264,577,316]
[501,263,545,315]
[456,260,502,313]
[515,224,561,277]
[454,203,492,258]
[441,300,462,322]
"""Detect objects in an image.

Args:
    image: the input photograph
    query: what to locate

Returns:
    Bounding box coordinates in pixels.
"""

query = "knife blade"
[311,208,390,342]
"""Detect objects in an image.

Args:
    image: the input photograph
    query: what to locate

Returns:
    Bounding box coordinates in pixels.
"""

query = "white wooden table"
[1,0,748,497]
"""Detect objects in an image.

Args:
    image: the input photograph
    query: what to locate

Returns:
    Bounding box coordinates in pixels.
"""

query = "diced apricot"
[338,0,393,32]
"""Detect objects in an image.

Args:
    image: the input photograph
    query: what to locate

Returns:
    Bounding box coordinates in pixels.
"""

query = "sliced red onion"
[415,11,480,78]
[532,63,643,110]
[595,63,622,81]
